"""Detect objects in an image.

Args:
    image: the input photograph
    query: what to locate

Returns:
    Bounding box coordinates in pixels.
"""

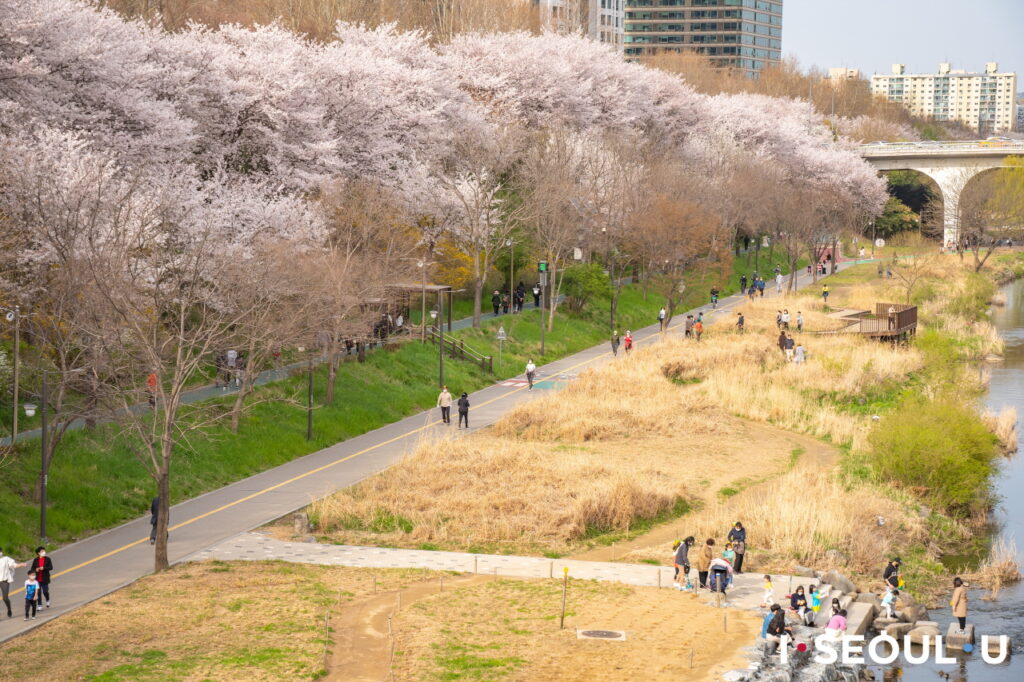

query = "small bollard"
[549,561,554,579]
[689,648,694,668]
[474,556,478,574]
[723,613,727,632]
[657,569,661,588]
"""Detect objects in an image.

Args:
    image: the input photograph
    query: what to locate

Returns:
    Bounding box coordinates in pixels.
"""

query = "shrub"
[561,263,611,313]
[867,395,998,515]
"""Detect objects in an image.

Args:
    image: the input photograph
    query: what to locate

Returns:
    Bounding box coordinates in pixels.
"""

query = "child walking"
[24,569,40,620]
[761,575,774,607]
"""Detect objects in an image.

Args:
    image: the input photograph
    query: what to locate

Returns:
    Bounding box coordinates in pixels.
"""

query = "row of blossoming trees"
[0,0,886,568]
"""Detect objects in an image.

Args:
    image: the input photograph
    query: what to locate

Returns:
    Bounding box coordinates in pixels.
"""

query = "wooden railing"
[426,327,493,373]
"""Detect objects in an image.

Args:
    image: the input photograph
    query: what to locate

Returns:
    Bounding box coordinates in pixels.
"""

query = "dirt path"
[326,575,488,681]
[569,421,837,563]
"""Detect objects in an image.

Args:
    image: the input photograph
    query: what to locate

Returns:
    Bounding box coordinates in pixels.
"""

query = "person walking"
[673,536,694,589]
[781,309,790,330]
[623,330,633,354]
[739,274,747,294]
[525,359,536,389]
[30,547,52,609]
[887,305,897,330]
[684,315,694,338]
[784,334,795,361]
[149,495,166,545]
[693,319,704,342]
[777,330,787,354]
[0,547,26,618]
[696,538,715,589]
[951,577,968,633]
[657,307,666,331]
[491,290,501,316]
[457,392,470,429]
[146,371,158,408]
[436,385,452,424]
[736,312,745,334]
[757,277,766,297]
[710,287,719,309]
[23,570,40,621]
[728,522,746,573]
[794,342,806,365]
[775,272,784,293]
[532,285,541,308]
[501,292,510,315]
[821,284,830,303]
[796,311,804,333]
[611,330,620,357]
[747,284,757,301]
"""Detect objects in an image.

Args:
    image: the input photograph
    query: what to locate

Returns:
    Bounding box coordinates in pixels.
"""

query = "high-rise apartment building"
[534,1,625,52]
[870,63,1018,135]
[623,0,783,75]
[1017,94,1024,132]
[827,67,861,82]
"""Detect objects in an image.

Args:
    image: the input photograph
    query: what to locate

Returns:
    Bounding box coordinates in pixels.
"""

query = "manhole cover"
[577,630,626,641]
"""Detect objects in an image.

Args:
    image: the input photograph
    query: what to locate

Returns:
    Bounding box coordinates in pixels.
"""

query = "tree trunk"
[154,460,171,572]
[325,338,340,404]
[229,339,259,432]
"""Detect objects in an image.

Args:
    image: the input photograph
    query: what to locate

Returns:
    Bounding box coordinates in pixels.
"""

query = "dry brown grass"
[0,561,432,682]
[393,576,760,681]
[984,406,1019,453]
[967,538,1023,593]
[624,470,928,577]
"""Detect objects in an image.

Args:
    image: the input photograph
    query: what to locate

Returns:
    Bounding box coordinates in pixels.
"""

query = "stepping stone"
[945,622,975,648]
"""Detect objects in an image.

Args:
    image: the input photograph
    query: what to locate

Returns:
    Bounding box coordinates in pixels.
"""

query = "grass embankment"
[310,254,1022,596]
[0,284,668,557]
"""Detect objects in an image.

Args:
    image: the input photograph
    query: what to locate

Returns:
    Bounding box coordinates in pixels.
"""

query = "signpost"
[496,325,506,371]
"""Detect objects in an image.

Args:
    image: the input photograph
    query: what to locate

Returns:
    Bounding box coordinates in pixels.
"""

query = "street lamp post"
[306,356,313,441]
[21,370,51,540]
[430,305,444,388]
[2,305,21,443]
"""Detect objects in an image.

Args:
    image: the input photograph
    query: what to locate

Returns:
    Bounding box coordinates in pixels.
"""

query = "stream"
[866,278,1024,681]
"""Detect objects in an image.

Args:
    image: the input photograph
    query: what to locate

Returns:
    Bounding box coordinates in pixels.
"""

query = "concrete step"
[846,601,875,637]
[946,622,975,649]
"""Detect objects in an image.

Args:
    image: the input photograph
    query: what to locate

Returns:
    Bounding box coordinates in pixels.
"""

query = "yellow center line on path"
[45,344,624,584]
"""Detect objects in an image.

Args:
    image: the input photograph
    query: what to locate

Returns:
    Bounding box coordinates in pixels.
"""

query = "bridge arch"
[860,142,1024,246]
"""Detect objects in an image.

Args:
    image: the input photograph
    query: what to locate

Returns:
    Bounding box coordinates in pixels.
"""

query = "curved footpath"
[0,260,863,643]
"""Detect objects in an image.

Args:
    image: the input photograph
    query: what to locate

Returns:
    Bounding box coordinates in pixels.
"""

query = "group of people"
[777,330,806,364]
[0,546,53,621]
[742,275,767,299]
[775,309,803,332]
[610,330,633,356]
[214,349,247,389]
[491,282,539,316]
[435,385,472,428]
[682,314,705,341]
[671,522,748,595]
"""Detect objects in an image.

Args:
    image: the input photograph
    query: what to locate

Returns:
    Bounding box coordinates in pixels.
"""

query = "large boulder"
[819,570,857,594]
[899,604,929,624]
[854,592,881,608]
[884,622,915,638]
[792,564,817,578]
[906,624,941,645]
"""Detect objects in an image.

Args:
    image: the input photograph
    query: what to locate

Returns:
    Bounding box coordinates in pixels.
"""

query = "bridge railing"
[860,141,1024,155]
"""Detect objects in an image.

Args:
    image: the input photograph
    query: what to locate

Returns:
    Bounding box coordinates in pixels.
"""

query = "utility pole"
[306,357,313,441]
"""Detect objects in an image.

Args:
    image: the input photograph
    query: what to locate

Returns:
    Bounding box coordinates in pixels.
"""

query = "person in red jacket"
[31,547,53,608]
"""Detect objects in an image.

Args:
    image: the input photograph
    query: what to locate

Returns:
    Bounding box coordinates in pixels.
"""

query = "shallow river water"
[865,278,1024,681]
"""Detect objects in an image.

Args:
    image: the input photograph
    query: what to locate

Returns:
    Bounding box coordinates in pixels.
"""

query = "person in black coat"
[765,604,792,654]
[150,496,169,545]
[491,291,502,316]
[727,522,747,573]
[457,392,470,429]
[30,547,53,608]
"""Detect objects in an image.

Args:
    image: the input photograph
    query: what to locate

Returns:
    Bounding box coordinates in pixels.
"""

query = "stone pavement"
[191,532,818,614]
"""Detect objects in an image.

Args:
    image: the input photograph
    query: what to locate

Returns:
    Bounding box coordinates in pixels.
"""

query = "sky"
[783,0,1024,84]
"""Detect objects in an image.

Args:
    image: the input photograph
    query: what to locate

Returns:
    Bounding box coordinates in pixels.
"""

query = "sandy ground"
[0,561,433,682]
[390,575,762,681]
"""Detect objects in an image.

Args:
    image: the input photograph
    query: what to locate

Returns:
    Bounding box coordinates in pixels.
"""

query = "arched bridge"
[859,140,1024,245]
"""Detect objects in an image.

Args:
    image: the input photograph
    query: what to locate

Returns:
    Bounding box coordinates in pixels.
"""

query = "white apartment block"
[827,67,861,82]
[534,0,624,52]
[871,63,1018,135]
[1017,94,1024,132]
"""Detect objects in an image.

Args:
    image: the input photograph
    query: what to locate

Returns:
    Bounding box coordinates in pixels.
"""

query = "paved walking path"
[190,531,816,613]
[0,259,862,643]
